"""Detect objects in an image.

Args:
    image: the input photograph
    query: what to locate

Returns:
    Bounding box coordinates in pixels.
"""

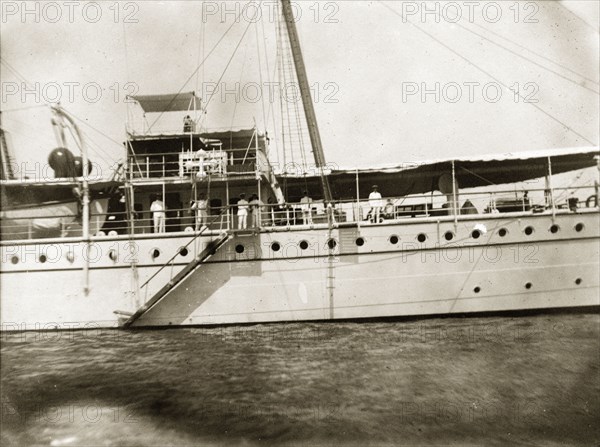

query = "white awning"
[128,92,199,113]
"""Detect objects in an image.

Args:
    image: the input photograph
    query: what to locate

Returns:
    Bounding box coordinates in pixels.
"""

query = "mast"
[280,0,333,203]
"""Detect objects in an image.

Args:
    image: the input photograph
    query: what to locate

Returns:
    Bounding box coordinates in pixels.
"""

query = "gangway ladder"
[121,232,231,328]
[0,127,16,180]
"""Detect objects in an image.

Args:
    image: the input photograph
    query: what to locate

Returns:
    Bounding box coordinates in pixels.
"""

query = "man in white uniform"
[300,191,313,225]
[191,192,208,230]
[237,193,249,229]
[150,196,166,233]
[368,185,383,223]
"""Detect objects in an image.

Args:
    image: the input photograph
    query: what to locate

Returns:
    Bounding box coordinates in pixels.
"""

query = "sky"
[1,0,599,178]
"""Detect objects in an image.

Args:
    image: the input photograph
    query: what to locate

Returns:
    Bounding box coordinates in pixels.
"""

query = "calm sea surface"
[1,312,599,446]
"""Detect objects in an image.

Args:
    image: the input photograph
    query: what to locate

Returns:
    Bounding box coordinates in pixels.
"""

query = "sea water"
[1,312,598,446]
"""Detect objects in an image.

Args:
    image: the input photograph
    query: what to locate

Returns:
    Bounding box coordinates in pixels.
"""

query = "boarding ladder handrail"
[137,209,229,295]
[121,229,230,328]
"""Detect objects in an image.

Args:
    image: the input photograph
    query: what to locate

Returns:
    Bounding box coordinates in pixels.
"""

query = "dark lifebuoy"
[586,194,598,208]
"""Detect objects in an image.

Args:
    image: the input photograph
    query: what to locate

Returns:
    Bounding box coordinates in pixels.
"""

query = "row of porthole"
[473,278,583,294]
[10,247,180,264]
[441,222,585,242]
[237,239,342,255]
[6,222,588,264]
[237,219,586,254]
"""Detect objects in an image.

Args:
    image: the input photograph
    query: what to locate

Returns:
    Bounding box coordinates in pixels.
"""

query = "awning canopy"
[128,92,199,113]
[279,146,599,200]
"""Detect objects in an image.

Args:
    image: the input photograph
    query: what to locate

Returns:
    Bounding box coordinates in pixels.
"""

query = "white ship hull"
[2,210,598,331]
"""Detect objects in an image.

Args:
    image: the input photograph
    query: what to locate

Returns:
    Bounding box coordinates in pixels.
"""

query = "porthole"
[417,233,427,243]
[235,244,245,254]
[444,231,454,241]
[575,223,584,232]
[389,235,399,245]
[355,237,365,247]
[108,250,117,262]
[327,239,337,250]
[179,247,189,257]
[471,230,481,239]
[524,226,534,236]
[498,228,508,237]
[299,240,309,250]
[474,286,481,294]
[525,282,532,290]
[550,225,559,234]
[151,249,161,259]
[10,256,19,265]
[575,278,582,285]
[39,254,47,263]
[271,242,281,252]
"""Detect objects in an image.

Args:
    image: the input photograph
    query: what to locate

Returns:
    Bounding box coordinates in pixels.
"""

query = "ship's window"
[389,235,399,245]
[498,228,508,237]
[151,249,161,259]
[417,233,427,243]
[39,254,47,263]
[299,240,309,250]
[525,282,532,290]
[355,237,365,247]
[327,239,337,250]
[575,223,584,232]
[474,286,481,293]
[575,278,582,285]
[550,224,559,234]
[271,242,281,252]
[11,256,19,265]
[444,231,454,241]
[524,226,534,236]
[235,244,245,254]
[471,230,481,239]
[179,247,189,257]
[108,250,117,262]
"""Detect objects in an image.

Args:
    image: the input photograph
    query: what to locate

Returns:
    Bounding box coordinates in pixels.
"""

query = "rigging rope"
[146,4,254,133]
[201,17,255,117]
[465,21,599,87]
[381,2,597,146]
[455,20,599,95]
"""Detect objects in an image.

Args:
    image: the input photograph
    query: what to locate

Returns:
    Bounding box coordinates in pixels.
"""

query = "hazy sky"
[1,0,599,176]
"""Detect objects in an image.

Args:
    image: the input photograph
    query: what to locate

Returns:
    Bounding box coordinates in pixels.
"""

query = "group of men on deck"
[149,184,388,233]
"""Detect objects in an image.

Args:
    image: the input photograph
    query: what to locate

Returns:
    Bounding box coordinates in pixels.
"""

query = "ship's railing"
[128,148,259,180]
[1,185,598,241]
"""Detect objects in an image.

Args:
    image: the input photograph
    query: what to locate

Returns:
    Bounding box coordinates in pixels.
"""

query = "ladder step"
[121,232,230,328]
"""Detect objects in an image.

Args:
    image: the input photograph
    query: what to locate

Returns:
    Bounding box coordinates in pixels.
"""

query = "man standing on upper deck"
[249,194,264,228]
[183,115,195,133]
[150,195,166,233]
[237,193,249,229]
[369,185,383,223]
[191,192,209,230]
[300,191,313,225]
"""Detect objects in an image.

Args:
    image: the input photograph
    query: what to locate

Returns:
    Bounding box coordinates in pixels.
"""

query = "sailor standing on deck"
[191,193,208,230]
[249,194,264,228]
[369,185,383,223]
[183,115,195,133]
[237,193,249,229]
[150,195,166,233]
[300,191,313,225]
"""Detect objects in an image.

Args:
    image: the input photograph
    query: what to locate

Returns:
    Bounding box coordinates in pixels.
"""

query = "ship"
[1,0,598,331]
